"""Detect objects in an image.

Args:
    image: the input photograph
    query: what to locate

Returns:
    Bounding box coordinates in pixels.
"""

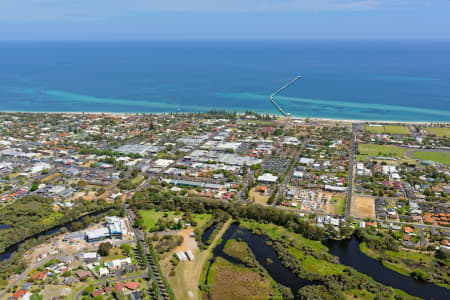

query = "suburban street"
[273,138,309,206]
[74,274,147,300]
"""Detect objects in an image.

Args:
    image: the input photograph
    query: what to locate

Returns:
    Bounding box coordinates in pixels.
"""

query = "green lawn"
[330,194,346,215]
[191,213,212,228]
[239,220,327,251]
[130,174,145,185]
[426,127,450,137]
[412,151,450,165]
[139,209,211,231]
[358,144,408,158]
[364,125,410,135]
[139,209,180,230]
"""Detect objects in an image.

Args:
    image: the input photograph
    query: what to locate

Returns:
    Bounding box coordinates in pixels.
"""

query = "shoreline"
[0,110,445,125]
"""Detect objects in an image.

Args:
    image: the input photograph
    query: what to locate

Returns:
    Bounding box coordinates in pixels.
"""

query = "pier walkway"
[270,75,301,116]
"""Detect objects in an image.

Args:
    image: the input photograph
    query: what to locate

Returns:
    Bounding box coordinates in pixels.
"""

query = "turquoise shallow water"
[0,41,449,121]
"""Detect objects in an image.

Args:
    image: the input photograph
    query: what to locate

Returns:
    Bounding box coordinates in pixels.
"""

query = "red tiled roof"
[125,282,139,290]
[114,282,124,292]
[92,288,104,297]
[13,290,27,299]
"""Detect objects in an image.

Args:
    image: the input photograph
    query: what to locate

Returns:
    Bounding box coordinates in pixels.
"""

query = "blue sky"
[1,0,450,40]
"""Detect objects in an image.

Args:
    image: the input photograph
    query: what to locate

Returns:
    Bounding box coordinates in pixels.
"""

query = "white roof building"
[105,257,132,269]
[154,159,174,168]
[299,158,315,165]
[30,162,51,174]
[257,173,278,183]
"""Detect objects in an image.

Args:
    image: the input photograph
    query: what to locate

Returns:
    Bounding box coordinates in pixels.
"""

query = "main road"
[345,124,357,217]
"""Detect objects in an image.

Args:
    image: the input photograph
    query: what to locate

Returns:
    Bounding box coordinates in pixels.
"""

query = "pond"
[324,236,450,300]
[201,224,216,244]
[0,223,11,230]
[203,223,314,299]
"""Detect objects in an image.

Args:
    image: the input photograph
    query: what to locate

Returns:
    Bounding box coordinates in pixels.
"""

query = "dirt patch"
[248,188,269,206]
[174,227,197,253]
[352,196,376,219]
[42,285,72,300]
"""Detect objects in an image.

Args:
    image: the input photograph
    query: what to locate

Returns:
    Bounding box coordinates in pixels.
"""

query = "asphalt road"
[345,124,357,218]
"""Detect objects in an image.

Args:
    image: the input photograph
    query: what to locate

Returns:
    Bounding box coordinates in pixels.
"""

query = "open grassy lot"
[139,209,211,231]
[328,194,346,215]
[351,196,376,219]
[248,187,269,206]
[139,209,179,230]
[426,127,450,137]
[206,256,282,300]
[358,144,408,158]
[364,125,410,135]
[412,151,450,165]
[100,247,127,263]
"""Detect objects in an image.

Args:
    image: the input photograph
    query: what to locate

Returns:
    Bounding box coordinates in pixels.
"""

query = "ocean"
[0,41,449,121]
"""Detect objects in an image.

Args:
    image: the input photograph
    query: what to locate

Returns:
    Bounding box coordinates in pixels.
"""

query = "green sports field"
[412,151,450,165]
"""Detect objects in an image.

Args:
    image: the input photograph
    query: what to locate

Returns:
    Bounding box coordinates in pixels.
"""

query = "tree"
[120,243,131,256]
[83,285,93,296]
[98,242,113,257]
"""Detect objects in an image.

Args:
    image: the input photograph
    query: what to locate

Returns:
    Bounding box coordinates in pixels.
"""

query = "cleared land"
[365,125,410,135]
[163,219,232,300]
[351,196,376,219]
[139,209,211,231]
[426,127,450,137]
[412,151,450,165]
[206,256,281,300]
[248,187,269,206]
[327,194,346,215]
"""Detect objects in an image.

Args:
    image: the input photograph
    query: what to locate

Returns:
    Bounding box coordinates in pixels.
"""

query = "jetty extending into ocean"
[270,75,301,117]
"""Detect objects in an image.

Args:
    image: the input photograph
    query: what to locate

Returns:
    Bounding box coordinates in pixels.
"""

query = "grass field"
[358,144,408,158]
[139,209,211,231]
[365,125,410,135]
[412,151,450,165]
[206,256,281,300]
[329,194,346,215]
[426,127,450,137]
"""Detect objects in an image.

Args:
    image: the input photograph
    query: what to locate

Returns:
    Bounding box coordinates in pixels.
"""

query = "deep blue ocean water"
[0,41,449,121]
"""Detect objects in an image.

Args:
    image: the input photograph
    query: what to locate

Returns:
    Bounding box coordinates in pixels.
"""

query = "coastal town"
[0,111,449,300]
